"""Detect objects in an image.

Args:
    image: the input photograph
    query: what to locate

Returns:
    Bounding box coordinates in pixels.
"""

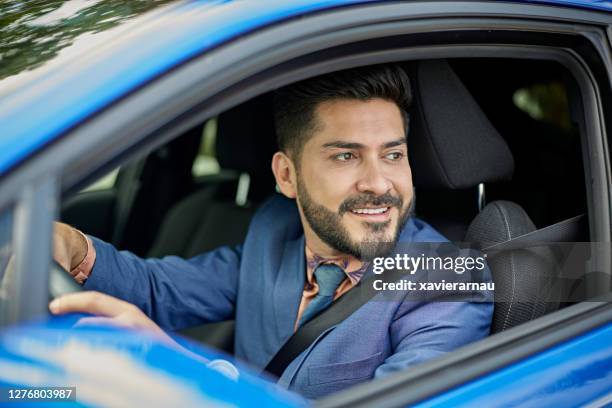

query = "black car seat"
[466,201,560,332]
[409,59,560,333]
[148,94,277,351]
[147,94,277,259]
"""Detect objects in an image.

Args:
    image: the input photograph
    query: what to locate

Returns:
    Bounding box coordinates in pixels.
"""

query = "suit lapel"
[272,234,306,348]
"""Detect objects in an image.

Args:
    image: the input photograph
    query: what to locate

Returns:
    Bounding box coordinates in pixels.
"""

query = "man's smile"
[349,206,392,221]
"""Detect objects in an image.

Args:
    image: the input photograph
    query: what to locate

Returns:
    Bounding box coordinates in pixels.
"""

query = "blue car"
[0,0,611,406]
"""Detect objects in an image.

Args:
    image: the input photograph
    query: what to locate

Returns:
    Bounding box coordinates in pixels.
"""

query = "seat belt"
[481,214,587,252]
[265,272,383,377]
[264,213,587,378]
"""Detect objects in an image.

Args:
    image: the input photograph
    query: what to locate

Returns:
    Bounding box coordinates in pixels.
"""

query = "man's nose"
[356,160,392,195]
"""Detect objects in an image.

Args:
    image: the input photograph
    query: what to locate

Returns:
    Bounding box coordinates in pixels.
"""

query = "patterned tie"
[298,263,346,327]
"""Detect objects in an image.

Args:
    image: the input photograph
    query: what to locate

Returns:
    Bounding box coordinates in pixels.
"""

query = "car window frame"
[1,177,57,326]
[0,0,610,402]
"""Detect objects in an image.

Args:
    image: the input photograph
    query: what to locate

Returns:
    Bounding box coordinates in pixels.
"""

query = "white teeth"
[351,207,389,215]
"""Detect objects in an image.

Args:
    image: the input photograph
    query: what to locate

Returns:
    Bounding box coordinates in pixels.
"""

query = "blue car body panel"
[528,0,612,11]
[0,0,609,177]
[0,315,305,407]
[416,323,612,407]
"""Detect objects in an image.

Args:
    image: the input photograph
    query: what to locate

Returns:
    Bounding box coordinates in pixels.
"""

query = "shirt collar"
[304,245,369,285]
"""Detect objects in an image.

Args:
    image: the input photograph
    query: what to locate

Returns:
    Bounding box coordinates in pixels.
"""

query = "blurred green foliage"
[513,82,574,132]
[0,0,176,80]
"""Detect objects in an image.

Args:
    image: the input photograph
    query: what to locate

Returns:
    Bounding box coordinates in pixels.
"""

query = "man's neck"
[304,241,342,260]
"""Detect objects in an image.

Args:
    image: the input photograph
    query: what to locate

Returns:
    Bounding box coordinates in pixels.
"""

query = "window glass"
[192,119,221,177]
[0,0,179,93]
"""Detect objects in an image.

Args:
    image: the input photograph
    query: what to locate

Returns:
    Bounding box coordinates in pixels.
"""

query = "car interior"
[59,57,590,361]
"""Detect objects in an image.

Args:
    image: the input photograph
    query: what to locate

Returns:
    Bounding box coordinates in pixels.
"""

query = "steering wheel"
[0,256,82,307]
[49,259,83,299]
[0,257,81,325]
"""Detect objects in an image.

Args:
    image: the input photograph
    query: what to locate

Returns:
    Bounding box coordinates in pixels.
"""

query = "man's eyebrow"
[321,141,365,149]
[382,138,407,149]
[321,138,407,150]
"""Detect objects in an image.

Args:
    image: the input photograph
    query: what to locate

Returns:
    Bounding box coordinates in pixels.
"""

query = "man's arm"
[53,222,242,331]
[374,299,493,378]
[53,222,88,273]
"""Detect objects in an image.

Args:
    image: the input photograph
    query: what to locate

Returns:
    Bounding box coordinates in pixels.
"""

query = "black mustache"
[338,193,403,215]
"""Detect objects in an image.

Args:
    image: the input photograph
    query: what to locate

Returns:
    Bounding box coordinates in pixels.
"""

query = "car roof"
[0,0,609,178]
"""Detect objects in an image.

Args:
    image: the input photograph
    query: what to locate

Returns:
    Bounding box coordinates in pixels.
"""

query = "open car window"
[56,55,601,391]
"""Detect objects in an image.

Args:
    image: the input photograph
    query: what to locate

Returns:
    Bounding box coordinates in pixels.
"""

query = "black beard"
[296,174,414,261]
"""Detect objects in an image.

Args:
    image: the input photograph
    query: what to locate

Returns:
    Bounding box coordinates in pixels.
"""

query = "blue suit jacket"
[85,195,493,398]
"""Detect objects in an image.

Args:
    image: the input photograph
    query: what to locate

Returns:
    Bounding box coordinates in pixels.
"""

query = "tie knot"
[313,263,346,296]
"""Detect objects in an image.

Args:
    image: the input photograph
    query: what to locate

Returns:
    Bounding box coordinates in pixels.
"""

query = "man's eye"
[335,152,355,161]
[385,152,404,160]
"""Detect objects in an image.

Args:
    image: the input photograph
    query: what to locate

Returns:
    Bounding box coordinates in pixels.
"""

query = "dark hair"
[273,64,412,163]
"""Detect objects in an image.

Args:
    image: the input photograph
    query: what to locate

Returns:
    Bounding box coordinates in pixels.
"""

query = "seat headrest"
[408,60,514,189]
[216,93,277,173]
[215,93,278,201]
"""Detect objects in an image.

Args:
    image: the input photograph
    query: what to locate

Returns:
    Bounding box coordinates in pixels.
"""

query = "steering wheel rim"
[0,257,82,324]
[49,259,83,299]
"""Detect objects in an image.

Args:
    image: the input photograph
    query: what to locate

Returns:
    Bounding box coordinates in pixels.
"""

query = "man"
[52,64,493,399]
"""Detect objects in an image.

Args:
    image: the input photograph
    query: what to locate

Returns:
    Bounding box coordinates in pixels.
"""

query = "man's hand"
[49,291,174,344]
[53,222,88,272]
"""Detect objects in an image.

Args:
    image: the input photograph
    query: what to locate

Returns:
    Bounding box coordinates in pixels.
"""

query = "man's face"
[295,98,414,260]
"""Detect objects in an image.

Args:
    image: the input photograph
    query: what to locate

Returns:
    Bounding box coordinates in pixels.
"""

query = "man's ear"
[271,151,297,199]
